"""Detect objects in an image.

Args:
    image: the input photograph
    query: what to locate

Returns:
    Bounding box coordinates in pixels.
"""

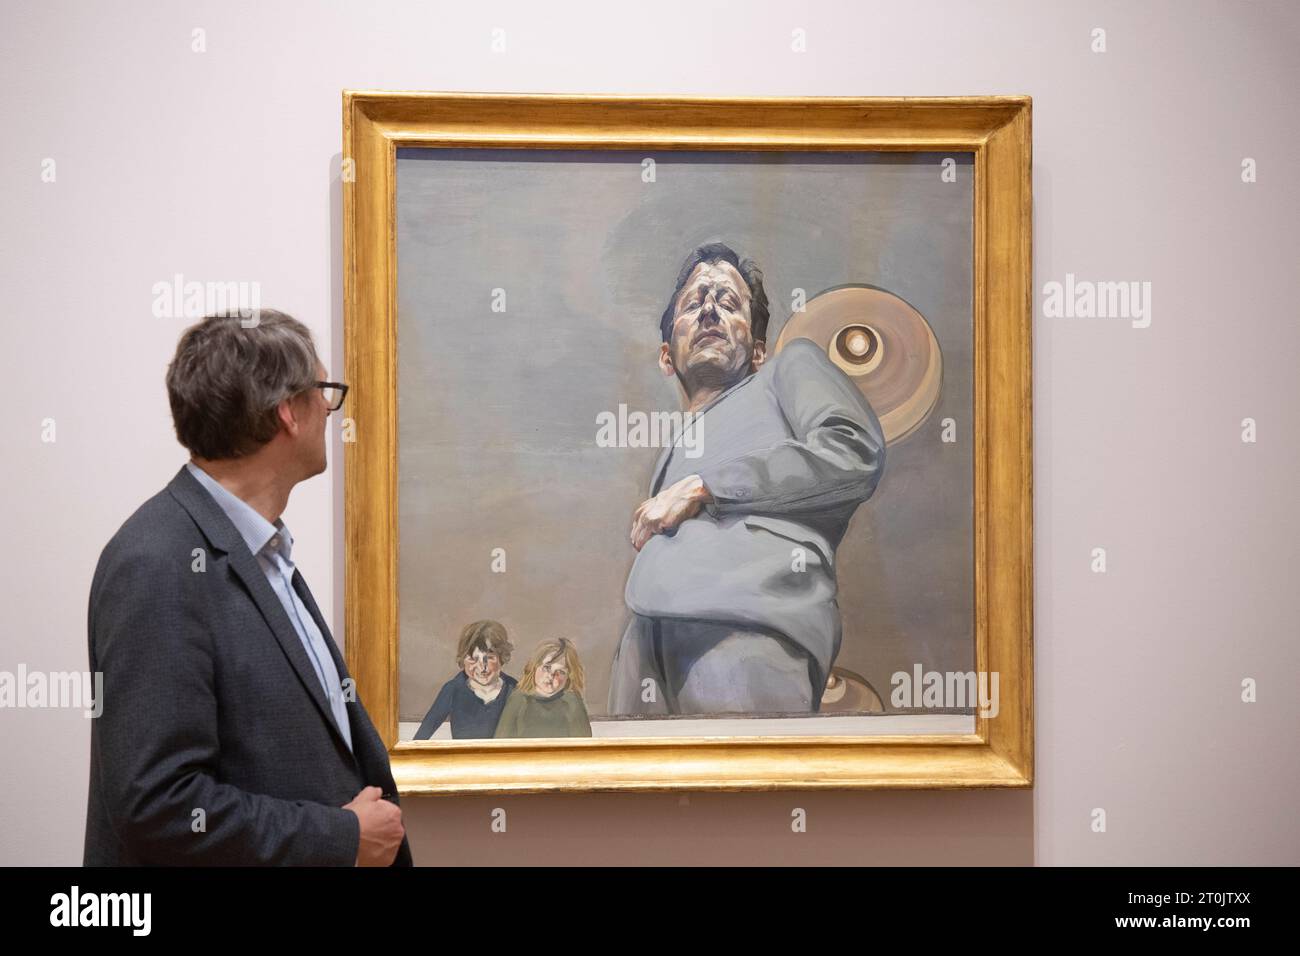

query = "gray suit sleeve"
[698,338,886,515]
[89,548,361,866]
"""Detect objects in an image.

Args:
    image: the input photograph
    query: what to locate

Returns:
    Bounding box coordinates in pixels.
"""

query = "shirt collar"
[185,462,292,563]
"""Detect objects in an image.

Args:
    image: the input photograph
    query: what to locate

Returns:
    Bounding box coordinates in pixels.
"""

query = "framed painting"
[342,91,1032,793]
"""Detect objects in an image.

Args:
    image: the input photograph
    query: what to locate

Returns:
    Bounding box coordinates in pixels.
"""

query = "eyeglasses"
[314,381,349,411]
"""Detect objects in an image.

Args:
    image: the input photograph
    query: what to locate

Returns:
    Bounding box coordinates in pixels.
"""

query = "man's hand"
[630,474,712,551]
[345,786,404,867]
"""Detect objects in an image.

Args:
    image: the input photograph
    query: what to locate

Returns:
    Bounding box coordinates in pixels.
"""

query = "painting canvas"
[393,147,978,742]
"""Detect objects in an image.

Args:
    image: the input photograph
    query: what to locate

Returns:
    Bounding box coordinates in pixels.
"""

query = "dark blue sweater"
[413,672,517,740]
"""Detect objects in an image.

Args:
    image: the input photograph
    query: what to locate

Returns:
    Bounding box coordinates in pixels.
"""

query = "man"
[609,243,886,716]
[84,310,411,866]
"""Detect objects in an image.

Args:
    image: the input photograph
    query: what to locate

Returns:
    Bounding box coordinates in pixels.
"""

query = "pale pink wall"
[1,0,1295,866]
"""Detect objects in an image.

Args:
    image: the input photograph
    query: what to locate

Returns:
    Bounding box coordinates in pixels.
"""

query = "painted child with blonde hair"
[493,638,592,738]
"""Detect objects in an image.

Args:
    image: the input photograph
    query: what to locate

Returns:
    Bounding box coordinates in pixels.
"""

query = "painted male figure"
[609,243,886,716]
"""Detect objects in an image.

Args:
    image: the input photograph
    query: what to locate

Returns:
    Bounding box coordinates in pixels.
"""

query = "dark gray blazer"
[84,466,412,866]
[622,338,886,694]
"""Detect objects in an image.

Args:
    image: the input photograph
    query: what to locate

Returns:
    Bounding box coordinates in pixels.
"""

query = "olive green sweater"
[493,688,592,738]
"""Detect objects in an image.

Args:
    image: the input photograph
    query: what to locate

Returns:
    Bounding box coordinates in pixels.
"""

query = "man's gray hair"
[166,310,320,460]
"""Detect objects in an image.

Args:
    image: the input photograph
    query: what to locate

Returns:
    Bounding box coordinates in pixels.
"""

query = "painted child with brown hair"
[414,620,517,740]
[493,638,592,738]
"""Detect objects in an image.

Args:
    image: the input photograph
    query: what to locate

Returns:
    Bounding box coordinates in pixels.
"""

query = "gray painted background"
[396,149,974,719]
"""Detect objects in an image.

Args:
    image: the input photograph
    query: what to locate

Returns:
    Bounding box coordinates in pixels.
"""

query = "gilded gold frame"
[342,91,1033,794]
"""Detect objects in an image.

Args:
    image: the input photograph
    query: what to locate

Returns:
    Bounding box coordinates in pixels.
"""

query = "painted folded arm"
[90,552,360,866]
[699,338,886,516]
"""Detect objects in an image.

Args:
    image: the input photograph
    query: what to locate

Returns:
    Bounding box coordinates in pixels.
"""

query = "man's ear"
[658,342,676,377]
[751,339,767,371]
[276,396,302,436]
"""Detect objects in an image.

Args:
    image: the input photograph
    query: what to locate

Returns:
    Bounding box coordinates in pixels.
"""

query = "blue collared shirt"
[186,462,353,751]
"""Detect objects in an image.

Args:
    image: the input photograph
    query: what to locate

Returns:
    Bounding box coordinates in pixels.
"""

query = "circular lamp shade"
[773,285,943,445]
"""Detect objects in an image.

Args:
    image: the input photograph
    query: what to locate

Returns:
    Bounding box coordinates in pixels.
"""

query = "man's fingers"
[346,786,382,807]
[632,492,676,550]
[630,509,653,546]
[632,516,659,551]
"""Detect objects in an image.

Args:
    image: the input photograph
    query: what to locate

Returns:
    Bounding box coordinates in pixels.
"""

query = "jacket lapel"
[649,443,675,495]
[651,373,758,494]
[293,571,367,774]
[292,571,346,679]
[166,466,354,757]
